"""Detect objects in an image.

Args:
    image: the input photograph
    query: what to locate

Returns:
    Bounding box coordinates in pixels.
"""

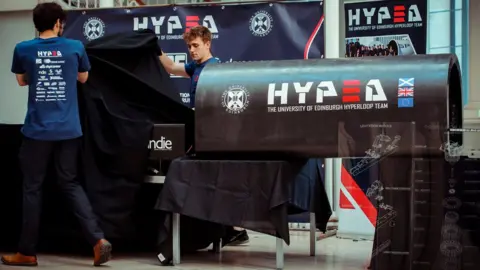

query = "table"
[153,157,331,269]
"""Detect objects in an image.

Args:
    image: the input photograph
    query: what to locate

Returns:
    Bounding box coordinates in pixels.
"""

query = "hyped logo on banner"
[133,15,219,41]
[266,79,389,113]
[347,4,423,31]
[344,0,427,56]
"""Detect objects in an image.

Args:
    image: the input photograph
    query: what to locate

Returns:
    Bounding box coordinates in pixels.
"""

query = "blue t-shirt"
[184,57,219,108]
[11,37,91,141]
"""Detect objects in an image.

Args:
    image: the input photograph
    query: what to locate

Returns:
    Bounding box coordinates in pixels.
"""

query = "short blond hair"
[183,25,212,43]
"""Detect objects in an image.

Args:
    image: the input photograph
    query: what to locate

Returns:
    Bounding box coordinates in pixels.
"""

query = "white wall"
[0,11,36,124]
[0,0,38,12]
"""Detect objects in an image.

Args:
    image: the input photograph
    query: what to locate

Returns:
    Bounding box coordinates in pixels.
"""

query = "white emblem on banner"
[83,17,106,41]
[221,85,250,114]
[166,53,187,78]
[249,10,273,37]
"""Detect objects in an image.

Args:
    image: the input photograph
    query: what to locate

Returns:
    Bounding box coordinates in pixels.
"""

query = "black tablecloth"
[155,157,307,245]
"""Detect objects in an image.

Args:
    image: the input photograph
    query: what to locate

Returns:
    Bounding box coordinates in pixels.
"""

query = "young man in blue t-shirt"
[158,26,250,247]
[1,3,111,267]
[158,25,219,109]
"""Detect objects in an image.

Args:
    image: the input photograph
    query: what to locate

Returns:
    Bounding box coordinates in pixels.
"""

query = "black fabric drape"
[155,157,309,245]
[79,29,193,239]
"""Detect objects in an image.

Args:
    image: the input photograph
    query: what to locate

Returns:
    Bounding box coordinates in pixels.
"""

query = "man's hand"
[77,72,89,83]
[15,74,28,86]
[158,51,189,78]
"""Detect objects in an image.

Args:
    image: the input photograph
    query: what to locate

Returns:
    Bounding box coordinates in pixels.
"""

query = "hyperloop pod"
[194,54,462,158]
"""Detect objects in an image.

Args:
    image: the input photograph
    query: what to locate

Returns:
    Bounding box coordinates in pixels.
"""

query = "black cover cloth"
[289,158,331,231]
[155,157,332,245]
[79,29,193,239]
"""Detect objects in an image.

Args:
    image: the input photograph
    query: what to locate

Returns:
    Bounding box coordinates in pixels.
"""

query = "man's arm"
[15,74,28,86]
[78,43,91,84]
[11,46,28,87]
[159,51,190,78]
[77,72,88,84]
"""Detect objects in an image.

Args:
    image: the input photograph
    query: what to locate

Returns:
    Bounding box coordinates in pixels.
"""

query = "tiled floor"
[0,231,373,269]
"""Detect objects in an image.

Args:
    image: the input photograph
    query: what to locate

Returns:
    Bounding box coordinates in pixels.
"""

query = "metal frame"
[450,0,456,55]
[170,211,319,269]
[425,0,430,53]
[58,0,322,9]
[461,0,469,106]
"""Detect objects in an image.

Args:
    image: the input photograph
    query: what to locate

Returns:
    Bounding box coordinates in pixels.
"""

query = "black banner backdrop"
[344,0,427,57]
[64,1,325,107]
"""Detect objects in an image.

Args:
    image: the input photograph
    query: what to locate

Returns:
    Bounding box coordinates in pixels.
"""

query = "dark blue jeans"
[18,137,104,256]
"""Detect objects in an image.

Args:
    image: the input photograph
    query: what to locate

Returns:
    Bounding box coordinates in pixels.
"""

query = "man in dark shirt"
[158,25,250,246]
[1,3,111,267]
[158,25,219,109]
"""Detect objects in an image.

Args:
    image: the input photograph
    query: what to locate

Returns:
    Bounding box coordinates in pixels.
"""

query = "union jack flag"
[398,87,414,97]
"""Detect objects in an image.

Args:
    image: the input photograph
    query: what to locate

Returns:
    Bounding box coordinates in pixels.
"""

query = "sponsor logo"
[249,10,273,37]
[148,136,173,151]
[134,15,219,40]
[83,17,106,41]
[221,85,250,114]
[44,59,65,64]
[41,65,61,69]
[179,92,190,105]
[166,53,187,78]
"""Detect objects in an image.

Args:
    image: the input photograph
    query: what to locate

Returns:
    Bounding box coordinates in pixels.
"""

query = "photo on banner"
[344,0,427,57]
[63,1,325,107]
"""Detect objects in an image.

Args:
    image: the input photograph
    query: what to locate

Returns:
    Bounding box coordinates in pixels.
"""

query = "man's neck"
[196,54,213,64]
[39,30,57,39]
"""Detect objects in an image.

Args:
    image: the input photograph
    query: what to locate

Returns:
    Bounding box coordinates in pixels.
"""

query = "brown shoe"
[93,239,112,266]
[1,253,38,266]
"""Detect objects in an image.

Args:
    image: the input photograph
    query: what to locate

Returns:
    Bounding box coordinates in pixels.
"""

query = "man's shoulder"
[199,57,219,67]
[15,39,38,51]
[209,57,220,63]
[15,38,83,50]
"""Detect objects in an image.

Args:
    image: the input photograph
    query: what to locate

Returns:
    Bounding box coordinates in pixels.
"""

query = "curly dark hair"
[33,2,67,33]
[183,25,212,43]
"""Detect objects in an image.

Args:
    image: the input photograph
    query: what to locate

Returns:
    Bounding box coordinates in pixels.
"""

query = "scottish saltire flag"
[398,78,414,87]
